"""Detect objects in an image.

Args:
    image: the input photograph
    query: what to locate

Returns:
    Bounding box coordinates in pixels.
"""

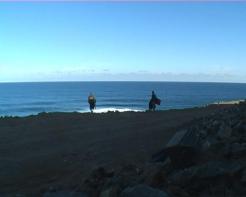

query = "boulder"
[169,161,241,186]
[120,184,169,197]
[152,129,200,168]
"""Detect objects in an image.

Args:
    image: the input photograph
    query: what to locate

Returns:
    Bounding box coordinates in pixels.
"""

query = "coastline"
[1,98,244,118]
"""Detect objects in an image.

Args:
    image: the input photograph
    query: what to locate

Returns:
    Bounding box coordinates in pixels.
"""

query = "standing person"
[149,90,161,111]
[151,91,157,101]
[88,93,96,113]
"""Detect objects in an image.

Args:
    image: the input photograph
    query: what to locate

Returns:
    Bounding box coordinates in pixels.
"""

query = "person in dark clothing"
[88,93,96,113]
[149,91,161,111]
[151,91,157,100]
[149,99,156,111]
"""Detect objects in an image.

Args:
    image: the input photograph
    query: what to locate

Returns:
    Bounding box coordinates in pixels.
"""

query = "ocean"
[0,82,246,116]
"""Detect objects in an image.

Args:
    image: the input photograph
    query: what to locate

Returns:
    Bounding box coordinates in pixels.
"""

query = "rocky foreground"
[64,102,246,197]
[40,101,246,197]
[40,102,246,197]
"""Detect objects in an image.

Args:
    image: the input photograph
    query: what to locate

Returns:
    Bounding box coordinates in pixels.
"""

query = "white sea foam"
[79,107,144,113]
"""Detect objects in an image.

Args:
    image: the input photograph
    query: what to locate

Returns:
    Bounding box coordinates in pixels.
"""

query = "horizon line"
[1,0,246,2]
[1,80,246,84]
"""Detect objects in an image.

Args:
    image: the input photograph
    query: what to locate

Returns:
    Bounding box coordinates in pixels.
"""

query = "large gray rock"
[152,129,200,168]
[165,129,201,149]
[169,161,241,186]
[120,184,169,197]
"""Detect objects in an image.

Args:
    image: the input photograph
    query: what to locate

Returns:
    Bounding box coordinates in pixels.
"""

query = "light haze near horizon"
[0,3,246,83]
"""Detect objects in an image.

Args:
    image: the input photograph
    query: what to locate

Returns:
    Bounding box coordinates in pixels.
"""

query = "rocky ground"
[57,101,246,197]
[1,102,245,197]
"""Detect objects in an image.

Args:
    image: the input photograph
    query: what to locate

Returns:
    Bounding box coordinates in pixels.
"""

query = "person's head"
[152,91,155,95]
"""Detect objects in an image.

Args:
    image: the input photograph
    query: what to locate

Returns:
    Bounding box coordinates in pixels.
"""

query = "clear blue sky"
[0,2,246,82]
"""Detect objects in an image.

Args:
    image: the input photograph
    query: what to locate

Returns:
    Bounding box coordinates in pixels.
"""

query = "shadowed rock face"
[156,101,246,196]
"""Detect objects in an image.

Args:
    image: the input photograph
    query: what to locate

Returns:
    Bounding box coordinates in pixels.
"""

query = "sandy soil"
[0,105,233,194]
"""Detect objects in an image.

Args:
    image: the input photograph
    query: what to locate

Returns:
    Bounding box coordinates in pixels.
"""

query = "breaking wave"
[79,107,144,113]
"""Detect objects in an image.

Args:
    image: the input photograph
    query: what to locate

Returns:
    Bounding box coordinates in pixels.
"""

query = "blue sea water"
[0,82,246,116]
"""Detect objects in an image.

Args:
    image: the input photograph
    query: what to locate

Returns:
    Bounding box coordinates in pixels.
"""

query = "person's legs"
[90,103,94,113]
[149,101,152,111]
[153,104,156,111]
[149,99,155,111]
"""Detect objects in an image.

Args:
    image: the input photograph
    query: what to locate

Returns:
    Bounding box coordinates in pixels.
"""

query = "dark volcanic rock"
[216,124,232,140]
[224,142,246,159]
[141,161,171,188]
[152,129,201,168]
[120,184,170,197]
[241,169,246,183]
[169,161,241,186]
[43,191,88,197]
[150,102,246,196]
[100,186,120,197]
[80,101,246,197]
[82,167,114,197]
